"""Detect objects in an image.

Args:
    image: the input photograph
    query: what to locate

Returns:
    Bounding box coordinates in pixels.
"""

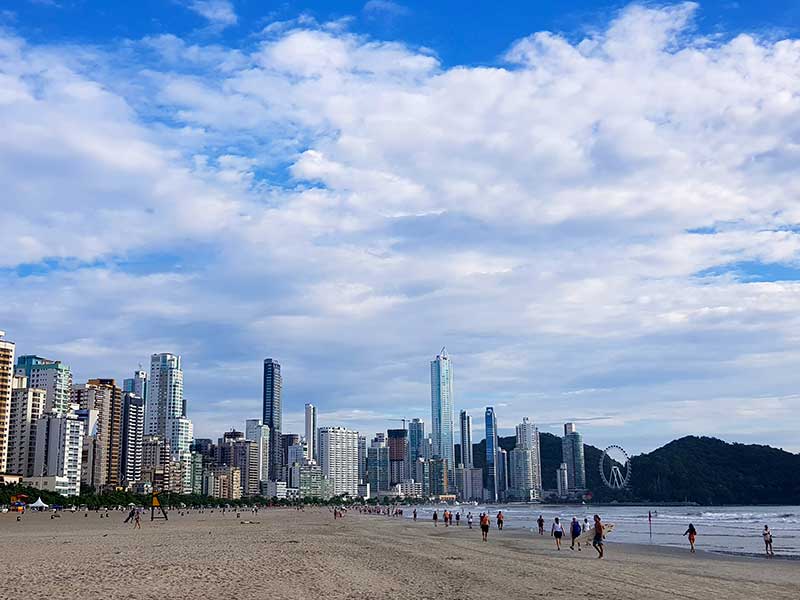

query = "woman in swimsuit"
[683,523,697,553]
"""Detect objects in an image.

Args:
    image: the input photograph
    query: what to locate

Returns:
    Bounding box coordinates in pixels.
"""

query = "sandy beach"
[1,508,797,600]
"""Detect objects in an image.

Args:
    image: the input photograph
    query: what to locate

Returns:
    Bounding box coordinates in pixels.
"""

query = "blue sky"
[2,1,800,454]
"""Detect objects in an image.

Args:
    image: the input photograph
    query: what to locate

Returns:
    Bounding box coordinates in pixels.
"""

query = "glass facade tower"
[430,349,455,484]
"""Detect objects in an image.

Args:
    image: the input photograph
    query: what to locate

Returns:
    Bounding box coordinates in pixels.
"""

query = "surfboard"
[578,522,615,545]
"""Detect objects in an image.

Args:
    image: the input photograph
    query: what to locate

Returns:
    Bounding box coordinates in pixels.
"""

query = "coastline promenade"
[2,508,798,599]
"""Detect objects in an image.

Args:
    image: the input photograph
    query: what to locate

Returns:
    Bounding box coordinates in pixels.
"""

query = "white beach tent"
[30,497,49,509]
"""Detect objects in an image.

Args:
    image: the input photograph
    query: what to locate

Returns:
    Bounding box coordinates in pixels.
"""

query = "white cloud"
[2,4,800,451]
[186,0,237,29]
[363,0,410,18]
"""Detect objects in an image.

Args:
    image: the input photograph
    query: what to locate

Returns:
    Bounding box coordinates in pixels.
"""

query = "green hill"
[471,434,800,504]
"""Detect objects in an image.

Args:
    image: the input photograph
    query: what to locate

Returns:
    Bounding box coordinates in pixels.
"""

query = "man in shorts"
[592,514,604,558]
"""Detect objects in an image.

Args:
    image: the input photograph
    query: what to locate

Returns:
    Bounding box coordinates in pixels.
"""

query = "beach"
[1,508,798,600]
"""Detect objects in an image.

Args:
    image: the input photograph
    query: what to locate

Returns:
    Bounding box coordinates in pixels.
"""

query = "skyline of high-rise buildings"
[0,331,590,502]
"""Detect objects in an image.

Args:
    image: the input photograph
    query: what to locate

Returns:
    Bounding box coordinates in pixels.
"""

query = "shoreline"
[3,508,800,599]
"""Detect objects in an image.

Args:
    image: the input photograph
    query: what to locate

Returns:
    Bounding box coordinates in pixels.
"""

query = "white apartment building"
[0,331,15,473]
[32,406,84,496]
[318,426,359,497]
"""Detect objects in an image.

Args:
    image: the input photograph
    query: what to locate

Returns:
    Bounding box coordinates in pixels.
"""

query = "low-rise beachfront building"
[25,475,72,496]
[265,479,287,499]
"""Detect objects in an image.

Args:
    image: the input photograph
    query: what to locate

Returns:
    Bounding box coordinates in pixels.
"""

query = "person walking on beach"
[570,517,582,550]
[134,509,141,530]
[582,517,589,533]
[480,513,490,542]
[763,525,774,558]
[551,517,564,550]
[433,510,439,527]
[413,509,417,522]
[537,515,545,535]
[592,515,605,558]
[455,512,460,526]
[683,523,697,553]
[496,511,504,531]
[467,512,473,529]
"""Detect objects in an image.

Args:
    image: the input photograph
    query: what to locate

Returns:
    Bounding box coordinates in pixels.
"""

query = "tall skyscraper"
[305,403,317,462]
[459,410,473,468]
[562,422,586,491]
[245,419,270,483]
[508,417,542,500]
[0,331,15,473]
[430,348,455,483]
[318,426,359,496]
[484,407,498,502]
[120,392,145,485]
[387,428,408,485]
[7,375,45,477]
[146,353,193,492]
[262,358,282,480]
[497,447,508,499]
[15,354,72,415]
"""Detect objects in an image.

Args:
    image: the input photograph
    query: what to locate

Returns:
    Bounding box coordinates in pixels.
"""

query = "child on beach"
[683,523,697,553]
[763,525,774,558]
[480,513,490,542]
[592,515,604,558]
[551,517,564,550]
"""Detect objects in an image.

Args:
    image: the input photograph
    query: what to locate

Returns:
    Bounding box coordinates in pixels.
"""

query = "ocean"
[408,504,800,558]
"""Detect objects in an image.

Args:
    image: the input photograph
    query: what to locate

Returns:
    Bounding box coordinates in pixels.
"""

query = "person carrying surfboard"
[592,514,605,558]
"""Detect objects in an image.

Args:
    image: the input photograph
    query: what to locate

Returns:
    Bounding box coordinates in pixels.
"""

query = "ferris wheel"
[598,445,632,490]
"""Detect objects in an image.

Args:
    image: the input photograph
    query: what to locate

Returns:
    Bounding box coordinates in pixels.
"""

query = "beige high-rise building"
[0,331,15,473]
[72,379,123,489]
[7,375,46,476]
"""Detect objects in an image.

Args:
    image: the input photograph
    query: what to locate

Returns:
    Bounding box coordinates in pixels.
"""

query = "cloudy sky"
[2,0,800,454]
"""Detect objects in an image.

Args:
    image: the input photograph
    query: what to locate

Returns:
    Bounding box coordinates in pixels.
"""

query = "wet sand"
[1,508,797,599]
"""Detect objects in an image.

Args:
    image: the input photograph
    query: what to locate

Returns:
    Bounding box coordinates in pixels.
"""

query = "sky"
[2,0,800,455]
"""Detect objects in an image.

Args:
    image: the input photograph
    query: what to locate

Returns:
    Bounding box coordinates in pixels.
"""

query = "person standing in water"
[763,525,774,558]
[480,513,490,542]
[551,517,564,550]
[592,515,604,558]
[537,515,545,535]
[496,511,504,531]
[683,523,697,553]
